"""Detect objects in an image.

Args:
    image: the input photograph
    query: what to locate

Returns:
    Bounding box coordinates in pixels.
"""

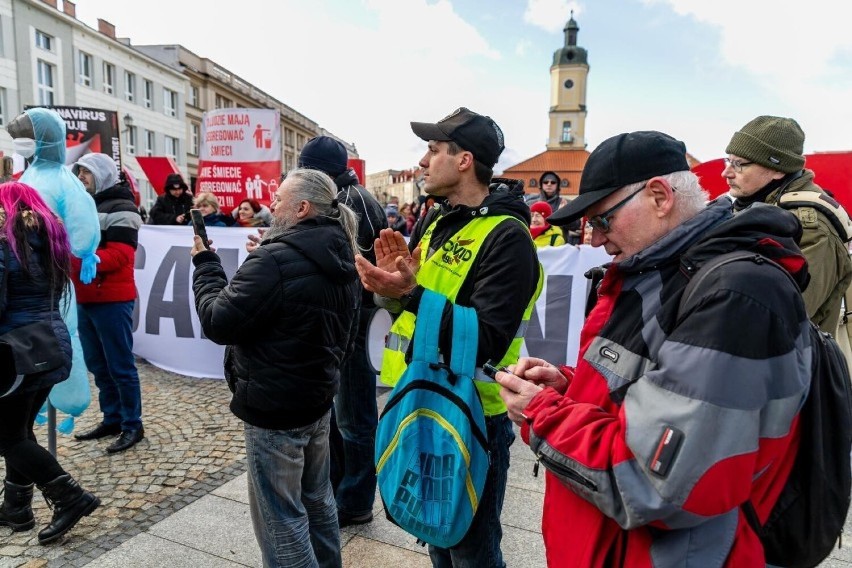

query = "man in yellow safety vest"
[355,107,542,567]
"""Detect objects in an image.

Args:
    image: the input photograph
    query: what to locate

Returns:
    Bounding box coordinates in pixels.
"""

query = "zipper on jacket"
[537,451,598,491]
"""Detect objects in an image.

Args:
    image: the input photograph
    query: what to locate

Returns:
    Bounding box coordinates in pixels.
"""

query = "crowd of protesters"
[2,104,850,568]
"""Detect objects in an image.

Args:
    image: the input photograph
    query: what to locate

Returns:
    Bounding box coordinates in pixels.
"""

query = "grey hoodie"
[72,153,119,193]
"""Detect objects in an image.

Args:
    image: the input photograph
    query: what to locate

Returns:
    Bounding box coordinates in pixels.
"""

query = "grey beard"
[262,215,295,243]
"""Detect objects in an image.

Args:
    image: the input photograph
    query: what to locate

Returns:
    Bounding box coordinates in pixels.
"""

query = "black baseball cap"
[548,131,689,226]
[411,107,505,168]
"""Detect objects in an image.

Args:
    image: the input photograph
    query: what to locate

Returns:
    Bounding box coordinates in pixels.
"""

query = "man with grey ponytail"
[190,167,360,568]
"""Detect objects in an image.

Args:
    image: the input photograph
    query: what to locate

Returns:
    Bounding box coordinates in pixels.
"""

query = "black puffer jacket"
[0,232,72,394]
[148,190,193,225]
[192,216,359,429]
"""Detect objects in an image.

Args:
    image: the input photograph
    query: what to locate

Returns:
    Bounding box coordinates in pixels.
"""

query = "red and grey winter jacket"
[522,199,811,567]
[71,183,141,303]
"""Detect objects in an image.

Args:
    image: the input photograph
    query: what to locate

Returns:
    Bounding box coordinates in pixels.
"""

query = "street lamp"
[123,113,133,131]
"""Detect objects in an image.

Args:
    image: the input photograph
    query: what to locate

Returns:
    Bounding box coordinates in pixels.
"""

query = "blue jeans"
[77,301,142,431]
[428,413,515,568]
[245,410,341,568]
[333,307,378,518]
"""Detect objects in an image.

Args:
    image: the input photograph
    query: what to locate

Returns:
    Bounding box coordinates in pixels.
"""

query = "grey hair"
[283,168,359,255]
[621,170,708,220]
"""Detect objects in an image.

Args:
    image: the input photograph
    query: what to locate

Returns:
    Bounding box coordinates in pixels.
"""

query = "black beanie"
[725,116,805,174]
[299,136,348,176]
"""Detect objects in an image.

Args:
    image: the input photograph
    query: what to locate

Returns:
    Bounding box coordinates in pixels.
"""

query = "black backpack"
[680,251,852,568]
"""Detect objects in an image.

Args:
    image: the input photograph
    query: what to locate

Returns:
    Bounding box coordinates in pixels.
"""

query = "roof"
[500,149,590,197]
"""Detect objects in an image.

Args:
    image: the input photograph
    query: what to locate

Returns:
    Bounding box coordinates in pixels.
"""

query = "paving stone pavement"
[2,358,852,567]
[0,358,247,568]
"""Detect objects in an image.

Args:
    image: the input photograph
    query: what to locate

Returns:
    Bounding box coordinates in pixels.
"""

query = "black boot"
[36,474,100,544]
[0,480,35,531]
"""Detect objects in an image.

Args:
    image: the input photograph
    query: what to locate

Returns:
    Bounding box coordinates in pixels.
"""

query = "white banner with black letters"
[132,226,611,378]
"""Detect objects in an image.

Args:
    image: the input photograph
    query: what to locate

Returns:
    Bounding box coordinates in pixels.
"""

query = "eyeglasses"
[587,184,646,233]
[723,158,754,173]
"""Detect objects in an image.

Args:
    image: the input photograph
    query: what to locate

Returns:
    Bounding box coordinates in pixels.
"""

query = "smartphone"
[190,209,211,250]
[482,362,508,379]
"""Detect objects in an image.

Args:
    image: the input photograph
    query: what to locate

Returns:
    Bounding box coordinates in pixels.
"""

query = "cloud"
[523,0,582,34]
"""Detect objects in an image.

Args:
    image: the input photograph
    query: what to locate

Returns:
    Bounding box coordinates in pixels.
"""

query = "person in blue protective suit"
[6,108,101,431]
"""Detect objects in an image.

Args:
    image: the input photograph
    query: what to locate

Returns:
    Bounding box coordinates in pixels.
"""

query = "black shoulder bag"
[0,241,65,398]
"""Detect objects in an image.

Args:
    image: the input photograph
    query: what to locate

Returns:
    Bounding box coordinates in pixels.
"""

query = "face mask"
[13,138,36,159]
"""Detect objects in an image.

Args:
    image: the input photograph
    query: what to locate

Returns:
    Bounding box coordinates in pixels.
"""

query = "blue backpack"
[375,290,489,548]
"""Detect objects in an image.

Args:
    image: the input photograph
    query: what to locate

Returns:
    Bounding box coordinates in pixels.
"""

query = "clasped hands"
[355,228,421,299]
[495,358,570,425]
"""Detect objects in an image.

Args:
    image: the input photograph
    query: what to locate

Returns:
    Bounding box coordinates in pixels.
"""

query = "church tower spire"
[548,11,589,149]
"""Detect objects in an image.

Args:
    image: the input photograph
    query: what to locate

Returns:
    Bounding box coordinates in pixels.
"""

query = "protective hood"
[27,107,67,165]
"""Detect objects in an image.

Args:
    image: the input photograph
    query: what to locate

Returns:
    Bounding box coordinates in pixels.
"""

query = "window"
[79,51,93,87]
[143,79,153,109]
[190,123,199,155]
[296,134,304,151]
[144,130,154,156]
[285,128,294,146]
[561,121,572,143]
[163,88,177,117]
[35,30,53,51]
[0,87,7,126]
[125,126,136,155]
[125,71,135,102]
[164,135,178,160]
[103,62,115,95]
[37,60,55,105]
[189,85,199,107]
[214,94,232,109]
[285,154,293,171]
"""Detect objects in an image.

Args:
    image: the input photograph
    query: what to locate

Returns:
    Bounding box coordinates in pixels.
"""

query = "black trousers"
[0,387,65,485]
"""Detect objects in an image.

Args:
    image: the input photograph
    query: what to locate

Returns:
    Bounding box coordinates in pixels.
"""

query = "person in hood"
[70,153,145,454]
[724,115,852,332]
[296,135,388,528]
[191,168,360,567]
[538,171,566,212]
[355,107,542,567]
[496,131,811,567]
[148,173,194,225]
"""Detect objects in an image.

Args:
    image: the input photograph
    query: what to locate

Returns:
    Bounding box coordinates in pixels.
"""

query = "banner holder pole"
[48,401,57,457]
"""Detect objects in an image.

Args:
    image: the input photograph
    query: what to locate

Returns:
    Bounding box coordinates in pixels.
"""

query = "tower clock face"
[564,79,574,89]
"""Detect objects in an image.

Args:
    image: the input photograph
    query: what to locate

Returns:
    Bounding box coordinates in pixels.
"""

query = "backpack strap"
[449,304,478,380]
[410,289,446,364]
[678,250,799,538]
[777,190,852,242]
[679,251,798,315]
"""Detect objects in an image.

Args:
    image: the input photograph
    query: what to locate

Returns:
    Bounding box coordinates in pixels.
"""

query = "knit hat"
[385,204,399,218]
[549,131,689,226]
[299,136,349,176]
[530,201,553,218]
[72,152,118,193]
[725,116,805,174]
[164,173,188,191]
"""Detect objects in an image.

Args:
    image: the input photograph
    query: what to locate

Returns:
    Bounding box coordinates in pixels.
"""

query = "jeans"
[333,307,378,518]
[245,410,341,568]
[77,301,142,431]
[428,413,515,568]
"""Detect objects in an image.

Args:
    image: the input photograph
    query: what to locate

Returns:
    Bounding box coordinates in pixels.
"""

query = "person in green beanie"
[724,115,852,332]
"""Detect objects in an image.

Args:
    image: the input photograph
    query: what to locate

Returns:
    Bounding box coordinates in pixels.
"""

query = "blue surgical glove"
[80,253,100,284]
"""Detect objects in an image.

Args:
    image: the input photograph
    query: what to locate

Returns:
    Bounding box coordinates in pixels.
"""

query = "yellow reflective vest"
[381,213,542,416]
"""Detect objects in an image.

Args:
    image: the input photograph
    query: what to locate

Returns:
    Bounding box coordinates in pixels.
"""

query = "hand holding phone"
[482,362,508,379]
[190,209,211,250]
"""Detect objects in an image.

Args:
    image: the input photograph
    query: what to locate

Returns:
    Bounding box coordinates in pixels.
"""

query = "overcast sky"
[74,0,852,174]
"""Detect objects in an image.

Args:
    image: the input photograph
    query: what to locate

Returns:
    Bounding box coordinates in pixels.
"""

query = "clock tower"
[548,12,588,150]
